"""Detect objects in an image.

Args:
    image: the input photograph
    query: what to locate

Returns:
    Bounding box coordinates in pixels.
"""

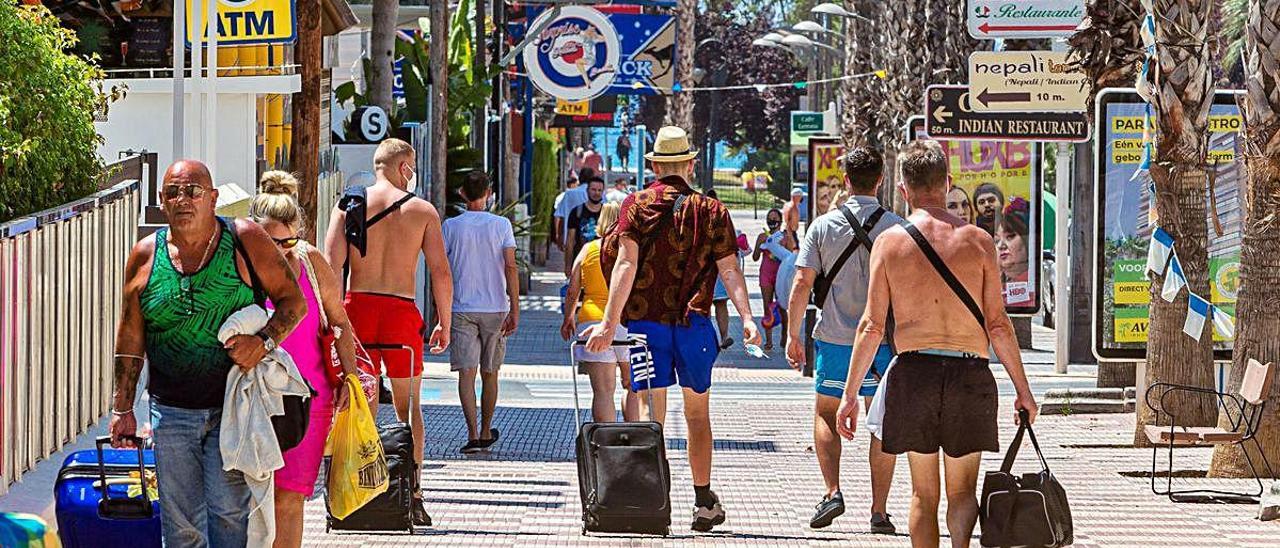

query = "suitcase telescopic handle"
[95,436,149,504]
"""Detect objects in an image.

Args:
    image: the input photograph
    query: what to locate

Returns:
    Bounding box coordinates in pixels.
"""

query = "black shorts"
[881,351,999,457]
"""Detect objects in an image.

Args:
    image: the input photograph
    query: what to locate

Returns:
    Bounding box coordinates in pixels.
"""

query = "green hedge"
[0,4,117,223]
[530,129,561,243]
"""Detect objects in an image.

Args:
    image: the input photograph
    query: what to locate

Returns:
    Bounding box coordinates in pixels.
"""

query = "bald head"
[164,159,213,187]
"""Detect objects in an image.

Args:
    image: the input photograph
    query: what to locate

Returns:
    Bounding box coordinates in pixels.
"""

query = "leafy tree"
[640,5,803,153]
[0,3,120,223]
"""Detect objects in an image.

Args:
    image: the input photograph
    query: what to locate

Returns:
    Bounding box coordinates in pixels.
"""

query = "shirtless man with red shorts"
[325,138,453,525]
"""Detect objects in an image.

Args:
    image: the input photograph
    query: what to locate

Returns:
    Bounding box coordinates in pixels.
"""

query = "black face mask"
[589,197,603,205]
[767,220,781,230]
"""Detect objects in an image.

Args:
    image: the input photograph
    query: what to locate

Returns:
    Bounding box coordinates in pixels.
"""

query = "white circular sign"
[522,6,620,101]
[358,106,389,142]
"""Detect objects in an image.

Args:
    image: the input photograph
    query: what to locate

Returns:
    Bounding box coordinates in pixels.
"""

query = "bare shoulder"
[958,224,996,250]
[132,233,157,257]
[405,196,441,221]
[231,217,271,243]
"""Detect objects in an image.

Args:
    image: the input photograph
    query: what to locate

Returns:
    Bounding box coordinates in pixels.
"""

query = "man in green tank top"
[108,160,307,547]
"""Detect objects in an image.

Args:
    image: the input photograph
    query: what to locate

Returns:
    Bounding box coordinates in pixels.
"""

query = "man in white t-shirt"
[442,171,519,453]
[553,168,594,251]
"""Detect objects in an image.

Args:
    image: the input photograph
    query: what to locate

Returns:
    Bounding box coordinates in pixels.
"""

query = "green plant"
[0,4,122,223]
[530,129,562,243]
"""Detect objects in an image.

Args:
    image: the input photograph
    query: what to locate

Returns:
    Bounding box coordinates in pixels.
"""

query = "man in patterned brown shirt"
[584,126,761,533]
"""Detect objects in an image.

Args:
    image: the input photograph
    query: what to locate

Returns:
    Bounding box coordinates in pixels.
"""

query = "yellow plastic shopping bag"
[327,374,389,519]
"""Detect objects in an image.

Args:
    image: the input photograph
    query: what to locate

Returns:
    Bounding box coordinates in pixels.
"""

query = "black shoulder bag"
[221,217,314,453]
[810,206,885,308]
[979,409,1074,547]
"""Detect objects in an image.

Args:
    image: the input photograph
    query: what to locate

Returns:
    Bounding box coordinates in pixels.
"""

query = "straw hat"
[644,126,699,163]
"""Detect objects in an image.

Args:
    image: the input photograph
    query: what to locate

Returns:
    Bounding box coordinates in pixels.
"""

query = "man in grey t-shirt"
[785,147,902,533]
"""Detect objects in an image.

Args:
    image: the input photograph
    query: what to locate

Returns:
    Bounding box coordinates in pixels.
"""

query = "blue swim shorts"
[624,314,720,394]
[814,341,894,399]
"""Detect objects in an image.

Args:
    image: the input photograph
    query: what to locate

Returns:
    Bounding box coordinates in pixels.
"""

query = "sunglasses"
[160,184,208,201]
[272,236,301,249]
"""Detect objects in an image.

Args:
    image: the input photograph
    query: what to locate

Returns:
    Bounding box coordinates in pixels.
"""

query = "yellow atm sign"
[185,0,296,46]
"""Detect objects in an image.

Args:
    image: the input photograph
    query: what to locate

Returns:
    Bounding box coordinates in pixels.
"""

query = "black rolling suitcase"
[572,337,672,535]
[326,343,420,534]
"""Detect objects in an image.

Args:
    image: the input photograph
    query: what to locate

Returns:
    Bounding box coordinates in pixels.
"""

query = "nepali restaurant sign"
[185,0,297,46]
[524,6,621,101]
[967,0,1085,39]
[968,51,1089,112]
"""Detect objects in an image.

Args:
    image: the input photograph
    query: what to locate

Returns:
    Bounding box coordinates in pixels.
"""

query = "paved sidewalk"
[5,209,1274,546]
[297,213,1273,546]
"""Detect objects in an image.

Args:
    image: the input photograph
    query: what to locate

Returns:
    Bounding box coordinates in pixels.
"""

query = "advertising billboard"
[807,137,844,221]
[1092,89,1242,360]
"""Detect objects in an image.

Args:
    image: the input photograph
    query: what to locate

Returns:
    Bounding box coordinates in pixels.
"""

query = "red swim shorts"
[344,292,425,378]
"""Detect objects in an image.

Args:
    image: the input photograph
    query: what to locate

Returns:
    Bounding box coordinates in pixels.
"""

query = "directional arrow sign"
[968,51,1090,112]
[924,85,1090,142]
[967,0,1085,39]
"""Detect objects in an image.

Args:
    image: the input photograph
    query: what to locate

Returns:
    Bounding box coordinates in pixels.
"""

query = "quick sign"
[967,0,1085,39]
[791,112,824,132]
[523,6,621,101]
[925,85,1089,142]
[968,51,1089,112]
[516,8,674,96]
[185,0,297,46]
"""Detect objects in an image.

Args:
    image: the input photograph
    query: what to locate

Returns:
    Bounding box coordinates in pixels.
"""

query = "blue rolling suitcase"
[54,436,161,548]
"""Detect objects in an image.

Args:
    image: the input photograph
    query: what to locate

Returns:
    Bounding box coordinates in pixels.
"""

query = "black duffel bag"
[979,409,1073,548]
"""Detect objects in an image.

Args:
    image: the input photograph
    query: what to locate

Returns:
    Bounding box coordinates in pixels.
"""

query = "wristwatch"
[257,332,278,353]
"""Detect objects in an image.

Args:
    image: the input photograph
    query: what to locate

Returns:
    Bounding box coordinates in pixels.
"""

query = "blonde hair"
[374,138,415,168]
[249,170,306,231]
[598,202,621,237]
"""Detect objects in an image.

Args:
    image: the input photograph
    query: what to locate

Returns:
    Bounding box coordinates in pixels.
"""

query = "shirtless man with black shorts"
[835,140,1037,548]
[325,138,453,526]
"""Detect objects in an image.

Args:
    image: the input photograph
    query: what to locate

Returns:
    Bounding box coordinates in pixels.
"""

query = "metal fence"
[0,166,144,494]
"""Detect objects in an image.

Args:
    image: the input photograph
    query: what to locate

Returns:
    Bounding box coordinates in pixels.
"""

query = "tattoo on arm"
[112,356,144,410]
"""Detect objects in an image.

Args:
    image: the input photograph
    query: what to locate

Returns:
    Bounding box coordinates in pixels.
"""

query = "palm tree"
[368,0,399,115]
[1138,0,1219,443]
[1208,0,1280,478]
[666,0,697,128]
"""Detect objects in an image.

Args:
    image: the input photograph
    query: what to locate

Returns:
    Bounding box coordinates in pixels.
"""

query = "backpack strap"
[221,217,266,306]
[900,221,985,329]
[365,192,416,228]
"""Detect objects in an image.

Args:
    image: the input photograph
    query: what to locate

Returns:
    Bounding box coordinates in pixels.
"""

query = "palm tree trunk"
[369,0,399,115]
[1136,0,1219,445]
[430,0,449,209]
[665,0,696,129]
[1209,0,1280,477]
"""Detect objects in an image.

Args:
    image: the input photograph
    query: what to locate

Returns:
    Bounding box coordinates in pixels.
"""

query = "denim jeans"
[150,403,250,548]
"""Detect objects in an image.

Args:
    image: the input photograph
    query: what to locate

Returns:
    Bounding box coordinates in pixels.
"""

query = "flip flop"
[477,428,500,448]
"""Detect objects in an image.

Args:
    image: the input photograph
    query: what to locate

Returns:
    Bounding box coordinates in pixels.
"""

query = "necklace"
[176,224,219,274]
[176,225,219,315]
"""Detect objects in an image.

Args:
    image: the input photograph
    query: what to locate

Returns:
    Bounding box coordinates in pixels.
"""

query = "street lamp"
[812,2,872,22]
[793,20,847,43]
[780,33,841,55]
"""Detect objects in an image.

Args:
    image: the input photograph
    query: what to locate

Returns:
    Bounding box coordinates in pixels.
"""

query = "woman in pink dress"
[249,171,361,548]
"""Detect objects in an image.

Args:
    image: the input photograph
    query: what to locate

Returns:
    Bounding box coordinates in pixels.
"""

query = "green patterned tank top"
[140,222,256,408]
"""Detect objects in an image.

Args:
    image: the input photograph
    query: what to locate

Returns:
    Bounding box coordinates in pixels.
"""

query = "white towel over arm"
[218,305,313,547]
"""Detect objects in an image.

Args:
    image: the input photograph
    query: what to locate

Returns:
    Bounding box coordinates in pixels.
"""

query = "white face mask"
[402,164,418,194]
